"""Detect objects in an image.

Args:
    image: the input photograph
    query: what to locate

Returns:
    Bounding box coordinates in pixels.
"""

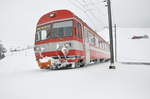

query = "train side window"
[76,22,82,39]
[88,32,92,44]
[98,40,101,48]
[95,37,99,48]
[101,42,104,49]
[105,44,107,50]
[106,44,108,50]
[92,35,95,46]
[84,27,89,42]
[102,42,105,49]
[103,43,105,49]
[88,32,95,46]
[100,41,103,49]
[87,31,90,42]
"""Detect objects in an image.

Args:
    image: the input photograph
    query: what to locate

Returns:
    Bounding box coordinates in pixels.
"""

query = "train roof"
[37,9,75,25]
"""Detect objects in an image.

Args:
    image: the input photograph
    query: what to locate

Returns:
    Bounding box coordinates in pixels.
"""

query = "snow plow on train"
[34,10,110,69]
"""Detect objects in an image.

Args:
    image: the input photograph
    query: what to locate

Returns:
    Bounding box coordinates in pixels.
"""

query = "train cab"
[34,10,85,69]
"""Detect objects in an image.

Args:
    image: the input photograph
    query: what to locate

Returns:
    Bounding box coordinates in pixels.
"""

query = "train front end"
[34,10,84,69]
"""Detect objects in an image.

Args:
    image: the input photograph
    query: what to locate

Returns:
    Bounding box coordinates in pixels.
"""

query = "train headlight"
[61,46,69,56]
[36,47,45,52]
[40,47,45,52]
[65,42,72,48]
[49,13,56,18]
[56,44,60,50]
[34,46,40,51]
[61,42,71,56]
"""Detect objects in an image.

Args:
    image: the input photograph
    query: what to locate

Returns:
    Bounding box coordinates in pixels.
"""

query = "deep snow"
[0,49,150,99]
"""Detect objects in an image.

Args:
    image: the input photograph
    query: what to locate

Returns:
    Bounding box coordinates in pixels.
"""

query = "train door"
[84,26,90,64]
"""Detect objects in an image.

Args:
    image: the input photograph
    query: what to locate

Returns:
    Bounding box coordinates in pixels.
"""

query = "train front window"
[36,25,51,41]
[51,20,73,38]
[41,30,47,40]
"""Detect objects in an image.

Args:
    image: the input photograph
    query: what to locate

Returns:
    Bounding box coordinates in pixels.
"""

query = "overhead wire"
[80,0,106,30]
[68,0,108,31]
[77,0,100,30]
[68,0,98,30]
[87,0,107,28]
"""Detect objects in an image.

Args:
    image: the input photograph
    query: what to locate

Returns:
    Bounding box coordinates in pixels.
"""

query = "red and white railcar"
[34,9,110,69]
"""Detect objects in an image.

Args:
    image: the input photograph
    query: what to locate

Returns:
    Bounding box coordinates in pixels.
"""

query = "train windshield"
[51,20,73,38]
[35,20,73,41]
[35,25,51,41]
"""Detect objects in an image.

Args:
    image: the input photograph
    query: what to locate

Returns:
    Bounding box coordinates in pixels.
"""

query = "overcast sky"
[112,0,150,28]
[0,0,149,47]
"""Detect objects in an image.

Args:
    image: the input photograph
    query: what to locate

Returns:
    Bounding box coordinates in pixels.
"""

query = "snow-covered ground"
[0,49,150,99]
[0,28,150,99]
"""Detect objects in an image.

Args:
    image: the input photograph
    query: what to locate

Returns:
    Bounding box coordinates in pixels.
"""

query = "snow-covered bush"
[0,42,7,59]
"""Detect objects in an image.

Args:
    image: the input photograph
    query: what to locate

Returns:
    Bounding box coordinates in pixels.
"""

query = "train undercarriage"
[37,54,109,70]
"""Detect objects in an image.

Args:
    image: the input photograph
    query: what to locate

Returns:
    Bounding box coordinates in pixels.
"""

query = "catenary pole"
[105,0,115,69]
[114,24,117,62]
